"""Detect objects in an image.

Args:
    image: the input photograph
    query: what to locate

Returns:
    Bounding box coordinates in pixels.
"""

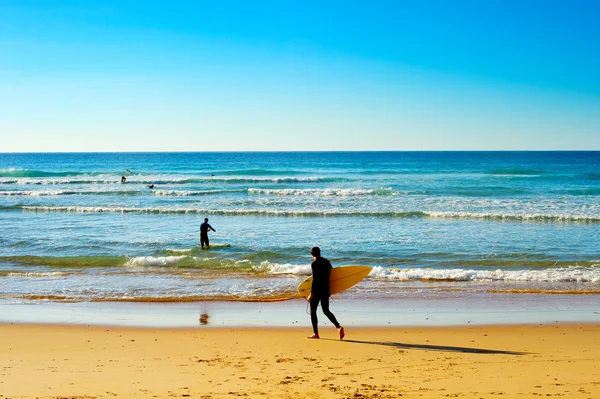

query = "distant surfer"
[120,176,126,183]
[146,184,155,189]
[200,218,216,248]
[307,247,345,340]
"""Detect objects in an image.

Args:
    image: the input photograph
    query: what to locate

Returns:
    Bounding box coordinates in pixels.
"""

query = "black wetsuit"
[310,256,341,334]
[200,222,214,247]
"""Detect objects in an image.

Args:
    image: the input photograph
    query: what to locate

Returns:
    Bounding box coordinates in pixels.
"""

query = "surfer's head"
[310,246,321,257]
[204,218,209,222]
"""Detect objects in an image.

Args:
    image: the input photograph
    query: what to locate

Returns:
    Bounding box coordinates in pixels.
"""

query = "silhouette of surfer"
[120,176,126,183]
[200,218,216,248]
[307,247,344,340]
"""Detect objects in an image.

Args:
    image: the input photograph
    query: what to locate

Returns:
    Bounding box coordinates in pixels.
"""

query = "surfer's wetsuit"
[310,256,341,334]
[200,221,214,247]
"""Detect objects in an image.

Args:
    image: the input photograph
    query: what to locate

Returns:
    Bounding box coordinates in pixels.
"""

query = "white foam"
[20,205,600,223]
[0,177,114,185]
[152,189,241,196]
[425,211,600,223]
[0,190,77,196]
[126,256,186,267]
[253,261,312,275]
[164,248,193,254]
[154,190,206,196]
[248,188,393,196]
[6,272,74,277]
[370,266,600,283]
[0,175,332,185]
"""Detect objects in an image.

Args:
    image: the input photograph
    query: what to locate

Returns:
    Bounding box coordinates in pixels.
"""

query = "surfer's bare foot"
[338,326,345,340]
[307,334,320,339]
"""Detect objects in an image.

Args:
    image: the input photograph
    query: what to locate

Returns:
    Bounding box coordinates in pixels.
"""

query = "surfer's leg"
[321,298,345,339]
[309,296,320,336]
[320,297,341,329]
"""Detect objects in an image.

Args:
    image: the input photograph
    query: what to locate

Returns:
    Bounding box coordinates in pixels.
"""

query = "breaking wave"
[248,188,394,196]
[0,176,347,185]
[152,189,245,196]
[18,205,600,223]
[0,190,143,196]
[370,266,600,283]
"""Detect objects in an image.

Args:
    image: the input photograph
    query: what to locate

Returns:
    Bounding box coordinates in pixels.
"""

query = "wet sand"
[1,323,599,398]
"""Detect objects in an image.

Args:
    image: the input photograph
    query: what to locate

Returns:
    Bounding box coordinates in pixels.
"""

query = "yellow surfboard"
[297,265,372,298]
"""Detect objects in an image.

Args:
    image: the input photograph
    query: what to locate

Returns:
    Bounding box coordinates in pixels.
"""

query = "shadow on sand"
[322,339,529,355]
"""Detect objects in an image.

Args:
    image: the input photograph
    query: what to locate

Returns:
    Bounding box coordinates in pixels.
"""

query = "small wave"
[1,271,78,277]
[19,205,427,218]
[0,190,81,196]
[10,293,294,303]
[18,205,600,223]
[0,176,346,185]
[8,294,83,302]
[164,248,194,254]
[153,189,245,196]
[0,189,144,196]
[253,261,312,275]
[216,169,307,176]
[0,177,135,185]
[370,266,600,283]
[0,253,240,271]
[180,176,346,184]
[248,188,394,196]
[126,256,186,267]
[487,289,600,295]
[426,211,600,223]
[487,168,543,176]
[436,187,529,197]
[162,244,231,255]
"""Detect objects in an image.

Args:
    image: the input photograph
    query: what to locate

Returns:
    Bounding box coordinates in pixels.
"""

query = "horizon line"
[1,149,599,154]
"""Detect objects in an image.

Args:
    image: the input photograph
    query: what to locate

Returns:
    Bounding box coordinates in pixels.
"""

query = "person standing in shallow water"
[199,218,216,248]
[307,246,345,340]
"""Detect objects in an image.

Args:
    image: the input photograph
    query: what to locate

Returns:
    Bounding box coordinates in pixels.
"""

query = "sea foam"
[369,266,600,283]
[126,256,186,267]
[19,205,600,223]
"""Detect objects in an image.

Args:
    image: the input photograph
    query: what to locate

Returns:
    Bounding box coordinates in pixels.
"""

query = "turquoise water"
[0,152,599,306]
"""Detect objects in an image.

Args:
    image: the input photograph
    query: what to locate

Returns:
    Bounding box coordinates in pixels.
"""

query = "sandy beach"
[1,323,599,398]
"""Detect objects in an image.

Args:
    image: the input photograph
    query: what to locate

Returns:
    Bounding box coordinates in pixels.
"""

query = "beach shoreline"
[2,322,599,398]
[1,295,599,328]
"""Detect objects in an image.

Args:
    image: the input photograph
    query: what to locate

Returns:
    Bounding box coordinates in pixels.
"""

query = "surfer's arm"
[306,293,312,302]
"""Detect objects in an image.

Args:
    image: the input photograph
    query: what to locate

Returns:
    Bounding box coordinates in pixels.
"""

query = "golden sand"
[1,323,599,398]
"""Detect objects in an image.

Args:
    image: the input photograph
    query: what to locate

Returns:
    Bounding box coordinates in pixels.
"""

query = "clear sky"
[1,0,599,151]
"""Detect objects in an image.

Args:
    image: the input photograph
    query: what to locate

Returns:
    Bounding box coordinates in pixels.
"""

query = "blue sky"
[1,0,599,151]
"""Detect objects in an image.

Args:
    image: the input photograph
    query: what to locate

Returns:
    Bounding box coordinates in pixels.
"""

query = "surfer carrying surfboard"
[307,247,345,340]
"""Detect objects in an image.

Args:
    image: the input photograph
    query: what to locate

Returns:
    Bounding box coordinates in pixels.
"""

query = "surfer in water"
[307,246,345,340]
[199,218,216,249]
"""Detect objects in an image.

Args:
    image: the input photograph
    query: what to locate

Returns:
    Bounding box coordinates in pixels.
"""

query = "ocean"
[0,151,599,326]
